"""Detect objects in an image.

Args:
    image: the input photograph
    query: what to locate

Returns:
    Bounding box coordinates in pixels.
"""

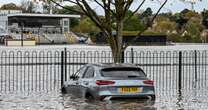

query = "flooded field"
[0,44,208,110]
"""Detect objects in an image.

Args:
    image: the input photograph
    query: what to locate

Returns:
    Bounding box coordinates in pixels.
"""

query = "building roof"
[7,13,80,18]
[0,10,22,14]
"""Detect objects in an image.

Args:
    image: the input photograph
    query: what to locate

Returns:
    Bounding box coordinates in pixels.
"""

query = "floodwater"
[1,44,208,110]
[1,88,208,110]
[1,43,208,51]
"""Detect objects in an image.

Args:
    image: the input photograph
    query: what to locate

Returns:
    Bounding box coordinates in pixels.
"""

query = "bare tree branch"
[123,0,134,15]
[48,0,167,63]
[150,0,168,24]
[80,0,105,29]
[63,0,78,4]
[50,0,85,14]
[94,0,105,9]
[124,0,146,22]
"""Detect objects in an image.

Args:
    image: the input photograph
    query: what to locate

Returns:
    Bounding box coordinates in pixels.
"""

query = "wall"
[6,40,36,46]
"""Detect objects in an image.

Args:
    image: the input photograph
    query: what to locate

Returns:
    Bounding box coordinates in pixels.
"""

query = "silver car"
[62,63,155,101]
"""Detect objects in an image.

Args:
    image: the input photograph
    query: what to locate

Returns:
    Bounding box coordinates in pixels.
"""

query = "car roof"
[87,63,140,70]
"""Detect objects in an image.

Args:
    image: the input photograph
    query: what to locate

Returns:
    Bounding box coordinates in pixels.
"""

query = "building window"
[64,27,68,33]
[64,20,69,26]
[63,19,69,33]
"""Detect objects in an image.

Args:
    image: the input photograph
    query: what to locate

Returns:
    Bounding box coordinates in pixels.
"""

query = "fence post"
[194,50,197,86]
[64,48,67,82]
[20,22,24,47]
[61,51,64,87]
[131,48,134,64]
[121,51,124,63]
[178,51,182,92]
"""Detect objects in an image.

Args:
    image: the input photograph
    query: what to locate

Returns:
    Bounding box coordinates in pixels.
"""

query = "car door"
[69,66,87,97]
[78,66,95,97]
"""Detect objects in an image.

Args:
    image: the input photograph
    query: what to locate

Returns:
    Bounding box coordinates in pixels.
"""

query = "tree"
[0,3,22,10]
[72,17,100,33]
[183,18,204,42]
[167,33,183,42]
[57,5,81,28]
[124,11,145,31]
[152,20,177,34]
[202,9,208,29]
[139,7,153,28]
[49,0,167,63]
[185,10,200,19]
[141,7,153,18]
[21,0,36,13]
[56,5,82,14]
[30,0,62,14]
[173,13,188,33]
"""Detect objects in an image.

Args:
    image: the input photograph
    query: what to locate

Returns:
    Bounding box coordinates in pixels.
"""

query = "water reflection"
[62,94,156,110]
[176,89,184,110]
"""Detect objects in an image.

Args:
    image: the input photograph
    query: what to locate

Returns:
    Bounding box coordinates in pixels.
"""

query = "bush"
[167,33,182,42]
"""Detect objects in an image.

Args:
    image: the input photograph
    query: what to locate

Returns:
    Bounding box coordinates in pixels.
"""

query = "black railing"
[0,50,62,93]
[0,48,208,94]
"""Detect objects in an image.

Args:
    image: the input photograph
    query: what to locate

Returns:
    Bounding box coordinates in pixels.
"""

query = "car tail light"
[143,80,154,85]
[96,80,115,85]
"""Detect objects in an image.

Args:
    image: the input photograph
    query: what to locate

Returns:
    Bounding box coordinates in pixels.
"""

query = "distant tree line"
[0,1,36,13]
[64,7,208,43]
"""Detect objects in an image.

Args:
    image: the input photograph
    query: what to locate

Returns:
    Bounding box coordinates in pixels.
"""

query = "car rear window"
[101,68,146,78]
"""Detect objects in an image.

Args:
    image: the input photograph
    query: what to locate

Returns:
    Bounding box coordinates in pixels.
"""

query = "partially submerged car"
[62,63,155,101]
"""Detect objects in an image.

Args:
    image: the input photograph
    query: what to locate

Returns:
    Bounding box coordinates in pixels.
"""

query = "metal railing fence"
[0,50,62,93]
[0,48,207,94]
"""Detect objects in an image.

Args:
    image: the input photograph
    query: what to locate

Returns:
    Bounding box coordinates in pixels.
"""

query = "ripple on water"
[0,88,208,110]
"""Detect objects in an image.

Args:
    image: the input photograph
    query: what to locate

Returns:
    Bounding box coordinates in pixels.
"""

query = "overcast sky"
[0,0,208,13]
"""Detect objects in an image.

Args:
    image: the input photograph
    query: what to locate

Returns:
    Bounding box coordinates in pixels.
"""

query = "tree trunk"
[112,48,124,63]
[111,19,124,63]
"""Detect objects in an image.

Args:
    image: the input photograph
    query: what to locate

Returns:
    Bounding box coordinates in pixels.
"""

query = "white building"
[0,10,22,32]
[0,10,80,44]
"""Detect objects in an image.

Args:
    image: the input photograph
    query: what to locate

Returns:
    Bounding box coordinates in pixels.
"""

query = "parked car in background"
[62,63,155,101]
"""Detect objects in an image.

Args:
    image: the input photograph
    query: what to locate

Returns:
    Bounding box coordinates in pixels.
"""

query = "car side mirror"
[70,75,79,80]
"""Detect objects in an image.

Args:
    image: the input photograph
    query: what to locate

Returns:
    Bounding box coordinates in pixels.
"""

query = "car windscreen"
[101,68,146,78]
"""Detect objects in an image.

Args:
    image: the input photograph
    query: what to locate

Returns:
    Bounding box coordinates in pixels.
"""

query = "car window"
[83,67,94,78]
[101,68,146,78]
[79,66,87,77]
[73,66,87,78]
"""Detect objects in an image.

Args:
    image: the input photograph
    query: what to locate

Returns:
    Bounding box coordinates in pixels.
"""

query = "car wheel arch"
[61,86,67,94]
[85,91,94,99]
